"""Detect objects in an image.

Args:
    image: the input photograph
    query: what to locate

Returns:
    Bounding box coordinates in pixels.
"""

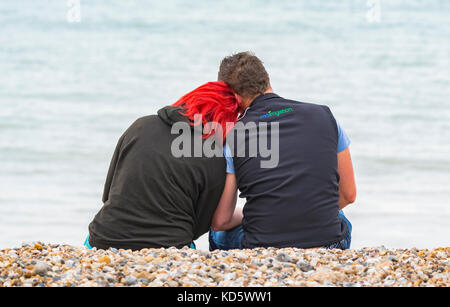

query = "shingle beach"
[1,243,448,287]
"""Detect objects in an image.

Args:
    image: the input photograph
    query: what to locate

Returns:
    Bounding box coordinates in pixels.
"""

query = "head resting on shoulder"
[172,81,240,141]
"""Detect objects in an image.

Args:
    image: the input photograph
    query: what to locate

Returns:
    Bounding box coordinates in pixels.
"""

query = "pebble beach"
[0,243,448,287]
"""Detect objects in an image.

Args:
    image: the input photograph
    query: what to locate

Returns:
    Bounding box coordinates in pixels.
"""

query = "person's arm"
[338,147,356,209]
[211,173,242,231]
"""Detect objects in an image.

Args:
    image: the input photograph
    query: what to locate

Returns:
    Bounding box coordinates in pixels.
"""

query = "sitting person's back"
[231,94,347,248]
[209,52,356,250]
[87,82,240,250]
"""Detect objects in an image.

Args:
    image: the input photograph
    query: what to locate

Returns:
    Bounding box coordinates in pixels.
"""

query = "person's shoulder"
[121,115,160,137]
[134,114,158,123]
[129,115,159,127]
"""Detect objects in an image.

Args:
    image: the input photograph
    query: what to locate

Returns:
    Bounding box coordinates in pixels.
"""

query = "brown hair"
[218,52,270,99]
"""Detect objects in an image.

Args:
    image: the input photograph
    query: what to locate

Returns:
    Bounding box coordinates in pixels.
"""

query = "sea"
[1,0,449,250]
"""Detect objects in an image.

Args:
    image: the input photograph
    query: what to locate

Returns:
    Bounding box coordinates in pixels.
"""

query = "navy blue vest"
[229,93,348,248]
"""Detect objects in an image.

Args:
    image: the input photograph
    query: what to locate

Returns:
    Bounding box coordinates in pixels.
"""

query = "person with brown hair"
[210,52,356,250]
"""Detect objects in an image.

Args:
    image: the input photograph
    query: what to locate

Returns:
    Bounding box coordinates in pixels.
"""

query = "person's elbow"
[344,188,357,204]
[211,224,226,232]
[211,217,229,232]
[211,225,223,232]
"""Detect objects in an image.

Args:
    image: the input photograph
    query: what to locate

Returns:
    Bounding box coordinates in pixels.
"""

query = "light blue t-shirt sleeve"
[337,121,351,153]
[223,143,235,174]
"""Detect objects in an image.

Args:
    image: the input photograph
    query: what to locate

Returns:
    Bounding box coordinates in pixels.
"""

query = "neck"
[242,87,274,109]
[264,87,274,94]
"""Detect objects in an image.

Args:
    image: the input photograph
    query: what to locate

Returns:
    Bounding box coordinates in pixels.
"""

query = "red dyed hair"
[172,81,240,141]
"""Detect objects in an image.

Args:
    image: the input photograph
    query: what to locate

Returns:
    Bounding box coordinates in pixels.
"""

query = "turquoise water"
[1,0,449,249]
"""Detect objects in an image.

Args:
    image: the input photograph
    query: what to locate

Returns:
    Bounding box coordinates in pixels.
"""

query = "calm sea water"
[1,0,449,250]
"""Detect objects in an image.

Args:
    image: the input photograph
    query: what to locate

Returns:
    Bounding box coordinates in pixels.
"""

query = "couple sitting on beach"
[85,52,356,251]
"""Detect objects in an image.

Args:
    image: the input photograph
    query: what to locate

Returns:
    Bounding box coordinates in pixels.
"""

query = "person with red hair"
[85,82,242,250]
[173,81,240,140]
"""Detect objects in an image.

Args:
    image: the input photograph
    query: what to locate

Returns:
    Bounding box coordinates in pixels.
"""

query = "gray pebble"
[124,275,137,286]
[276,252,291,263]
[297,261,315,272]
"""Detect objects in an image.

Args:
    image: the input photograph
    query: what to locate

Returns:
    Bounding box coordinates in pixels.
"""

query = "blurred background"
[0,0,449,250]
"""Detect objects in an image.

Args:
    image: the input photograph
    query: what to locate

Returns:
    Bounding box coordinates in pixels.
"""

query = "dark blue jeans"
[209,210,352,251]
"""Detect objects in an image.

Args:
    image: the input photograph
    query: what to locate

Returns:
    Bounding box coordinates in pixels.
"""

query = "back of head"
[218,51,270,100]
[172,81,239,140]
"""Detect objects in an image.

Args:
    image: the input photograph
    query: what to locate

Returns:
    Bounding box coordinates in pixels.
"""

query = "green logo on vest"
[260,107,293,119]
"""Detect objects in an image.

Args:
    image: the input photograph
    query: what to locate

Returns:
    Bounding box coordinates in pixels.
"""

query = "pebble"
[124,275,137,286]
[275,252,291,263]
[387,255,399,262]
[0,243,448,287]
[310,268,346,284]
[297,261,315,272]
[32,261,49,276]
